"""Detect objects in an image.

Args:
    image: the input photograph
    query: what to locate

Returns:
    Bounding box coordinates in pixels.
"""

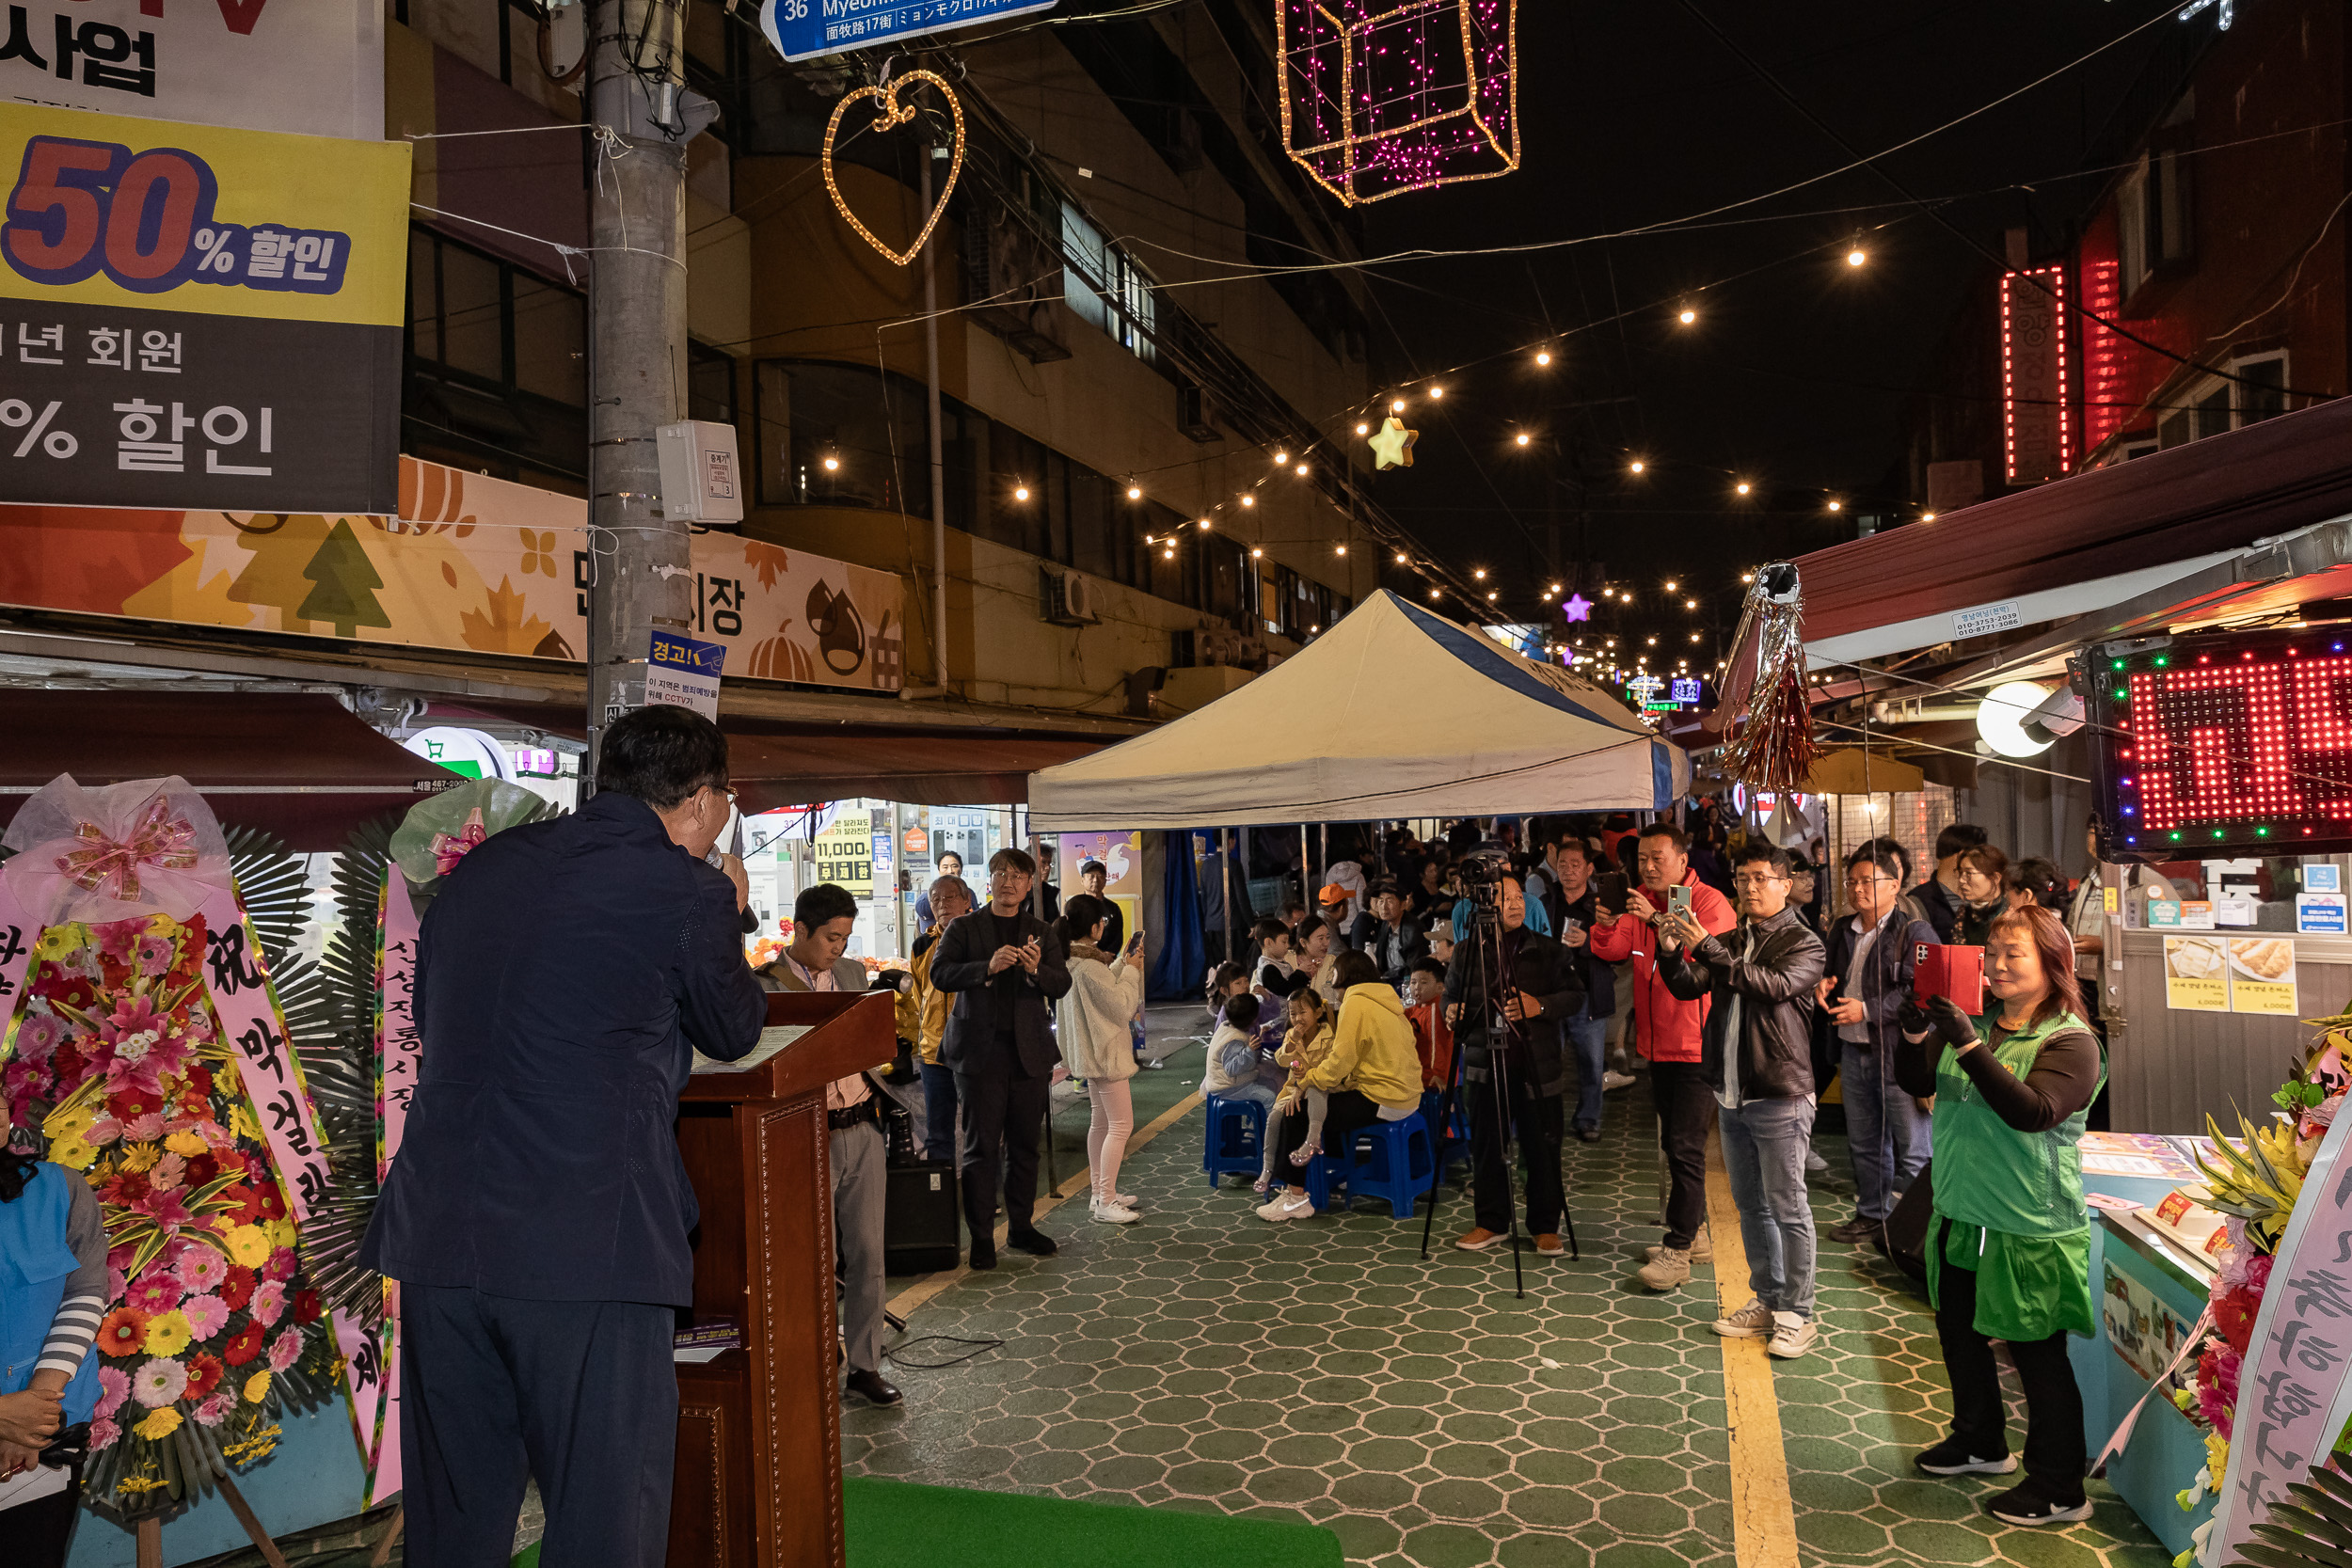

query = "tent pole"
[1300,822,1311,918]
[1222,827,1237,959]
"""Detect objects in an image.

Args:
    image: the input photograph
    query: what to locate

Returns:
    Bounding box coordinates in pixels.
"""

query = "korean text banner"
[0,457,909,693]
[0,0,383,141]
[0,102,408,513]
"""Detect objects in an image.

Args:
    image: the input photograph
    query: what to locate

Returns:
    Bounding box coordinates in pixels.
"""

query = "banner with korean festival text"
[0,101,408,514]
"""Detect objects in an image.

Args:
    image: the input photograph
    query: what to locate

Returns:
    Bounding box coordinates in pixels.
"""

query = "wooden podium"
[667,989,898,1568]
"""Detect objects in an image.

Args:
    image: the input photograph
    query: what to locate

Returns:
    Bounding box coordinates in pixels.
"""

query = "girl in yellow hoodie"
[1257,951,1426,1221]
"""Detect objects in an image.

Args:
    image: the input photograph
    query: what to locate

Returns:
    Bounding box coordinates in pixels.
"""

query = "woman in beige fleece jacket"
[1056,893,1148,1224]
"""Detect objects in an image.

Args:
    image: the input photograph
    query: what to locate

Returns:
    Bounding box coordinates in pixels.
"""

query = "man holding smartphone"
[1590,822,1736,1291]
[931,847,1073,1268]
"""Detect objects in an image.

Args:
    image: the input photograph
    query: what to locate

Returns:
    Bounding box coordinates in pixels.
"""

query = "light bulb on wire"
[1827,499,1841,513]
[822,454,840,472]
[1013,482,1030,501]
[1295,463,1310,477]
[1847,245,1867,267]
[1534,348,1552,367]
[1240,495,1255,508]
[1274,451,1289,465]
[1515,432,1531,447]
[1677,308,1696,325]
[1629,460,1645,475]
[1735,481,1752,496]
[1126,484,1142,499]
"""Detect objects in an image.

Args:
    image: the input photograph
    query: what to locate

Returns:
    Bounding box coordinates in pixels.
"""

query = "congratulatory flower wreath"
[0,778,339,1514]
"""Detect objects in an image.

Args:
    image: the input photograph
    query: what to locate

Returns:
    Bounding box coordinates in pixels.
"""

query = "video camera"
[1457,843,1513,912]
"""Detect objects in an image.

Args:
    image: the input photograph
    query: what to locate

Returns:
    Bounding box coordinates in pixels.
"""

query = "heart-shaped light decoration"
[821,70,965,268]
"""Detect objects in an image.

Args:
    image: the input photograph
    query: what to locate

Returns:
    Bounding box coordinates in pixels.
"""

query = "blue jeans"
[1567,1014,1608,1132]
[1718,1095,1818,1321]
[1841,1042,1931,1222]
[918,1059,960,1163]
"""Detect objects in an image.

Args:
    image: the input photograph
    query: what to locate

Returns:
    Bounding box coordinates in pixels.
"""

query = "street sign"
[761,0,1057,62]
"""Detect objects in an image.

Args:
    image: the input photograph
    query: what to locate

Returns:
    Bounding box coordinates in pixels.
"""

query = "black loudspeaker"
[885,1161,961,1275]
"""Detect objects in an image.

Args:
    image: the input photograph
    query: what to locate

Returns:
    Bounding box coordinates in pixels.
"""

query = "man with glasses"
[1658,843,1828,1359]
[363,705,766,1568]
[1819,839,1940,1247]
[931,847,1072,1268]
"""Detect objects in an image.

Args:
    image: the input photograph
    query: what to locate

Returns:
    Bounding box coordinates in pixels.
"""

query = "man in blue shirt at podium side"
[362,705,766,1568]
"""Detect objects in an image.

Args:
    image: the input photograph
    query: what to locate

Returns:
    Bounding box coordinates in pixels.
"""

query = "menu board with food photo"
[2162,936,2230,1011]
[2225,936,2298,1015]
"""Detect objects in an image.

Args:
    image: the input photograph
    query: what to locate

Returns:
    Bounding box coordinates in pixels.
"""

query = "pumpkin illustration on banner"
[0,776,349,1513]
[1277,0,1518,206]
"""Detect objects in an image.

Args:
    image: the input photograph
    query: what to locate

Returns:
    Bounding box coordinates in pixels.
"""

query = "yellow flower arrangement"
[47,1135,98,1171]
[32,923,85,961]
[264,1216,297,1251]
[242,1371,271,1405]
[143,912,178,937]
[135,1407,183,1441]
[229,1101,262,1142]
[163,1129,209,1157]
[119,1142,162,1174]
[41,1101,95,1142]
[143,1309,193,1357]
[225,1224,272,1268]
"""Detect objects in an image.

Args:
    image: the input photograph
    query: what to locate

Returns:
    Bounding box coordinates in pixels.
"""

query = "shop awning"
[0,691,463,849]
[423,699,1106,809]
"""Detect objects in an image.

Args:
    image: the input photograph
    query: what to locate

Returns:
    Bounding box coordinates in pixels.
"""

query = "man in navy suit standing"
[362,705,766,1568]
[931,846,1071,1270]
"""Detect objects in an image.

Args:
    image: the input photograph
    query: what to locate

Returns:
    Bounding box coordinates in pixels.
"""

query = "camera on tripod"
[1457,844,1513,911]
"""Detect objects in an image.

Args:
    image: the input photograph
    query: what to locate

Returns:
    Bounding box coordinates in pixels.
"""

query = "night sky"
[1352,0,2185,662]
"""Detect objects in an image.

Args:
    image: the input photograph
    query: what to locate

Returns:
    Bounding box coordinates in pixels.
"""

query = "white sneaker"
[1090,1199,1139,1225]
[1712,1297,1775,1338]
[1113,1193,1139,1210]
[1767,1312,1818,1359]
[1601,1070,1637,1091]
[1255,1192,1314,1222]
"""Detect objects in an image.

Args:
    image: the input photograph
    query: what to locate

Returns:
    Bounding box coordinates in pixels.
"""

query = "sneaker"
[1113,1193,1140,1209]
[1089,1199,1139,1225]
[1534,1232,1566,1257]
[1915,1439,2018,1477]
[1256,1192,1314,1222]
[1601,1069,1638,1091]
[1712,1297,1774,1338]
[1825,1215,1880,1245]
[1766,1312,1817,1359]
[1454,1227,1505,1252]
[1634,1246,1692,1291]
[1985,1478,2092,1526]
[1804,1148,1829,1176]
[1644,1230,1713,1264]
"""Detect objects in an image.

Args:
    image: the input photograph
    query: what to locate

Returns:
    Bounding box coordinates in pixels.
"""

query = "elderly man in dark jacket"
[1444,875,1584,1257]
[1819,838,1941,1247]
[1660,842,1827,1360]
[931,846,1072,1269]
[361,705,765,1568]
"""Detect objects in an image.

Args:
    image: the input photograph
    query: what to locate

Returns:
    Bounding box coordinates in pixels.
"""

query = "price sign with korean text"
[0,101,406,513]
[2090,629,2352,858]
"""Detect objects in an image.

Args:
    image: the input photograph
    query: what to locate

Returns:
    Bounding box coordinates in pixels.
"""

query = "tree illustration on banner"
[225,513,339,627]
[296,519,391,639]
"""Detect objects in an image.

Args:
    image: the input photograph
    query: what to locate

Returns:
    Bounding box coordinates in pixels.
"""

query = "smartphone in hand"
[1666,884,1692,918]
[1125,930,1146,955]
[1596,872,1629,916]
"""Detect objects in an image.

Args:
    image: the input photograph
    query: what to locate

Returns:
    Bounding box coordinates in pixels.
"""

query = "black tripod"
[1418,890,1580,1296]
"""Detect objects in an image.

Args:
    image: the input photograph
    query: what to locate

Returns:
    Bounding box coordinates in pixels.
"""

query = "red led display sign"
[2090,629,2352,856]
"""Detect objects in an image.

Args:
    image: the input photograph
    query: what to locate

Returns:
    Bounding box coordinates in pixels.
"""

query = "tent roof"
[1027,591,1688,830]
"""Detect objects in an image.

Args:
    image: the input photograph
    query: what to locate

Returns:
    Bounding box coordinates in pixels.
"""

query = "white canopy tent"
[1026,590,1690,830]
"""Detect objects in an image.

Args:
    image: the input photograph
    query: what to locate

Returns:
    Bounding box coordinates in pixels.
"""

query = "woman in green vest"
[1896,903,2104,1528]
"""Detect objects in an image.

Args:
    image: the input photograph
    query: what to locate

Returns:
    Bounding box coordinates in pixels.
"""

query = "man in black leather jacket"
[1659,842,1827,1359]
[1443,875,1584,1257]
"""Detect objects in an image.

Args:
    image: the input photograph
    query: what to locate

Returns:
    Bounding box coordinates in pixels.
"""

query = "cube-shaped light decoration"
[1278,0,1518,207]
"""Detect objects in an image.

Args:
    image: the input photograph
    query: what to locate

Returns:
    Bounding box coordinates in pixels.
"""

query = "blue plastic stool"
[1347,1113,1437,1219]
[1202,1094,1266,1187]
[1300,1147,1349,1212]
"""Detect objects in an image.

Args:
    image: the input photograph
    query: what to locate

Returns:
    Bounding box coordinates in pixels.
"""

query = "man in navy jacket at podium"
[362,705,766,1568]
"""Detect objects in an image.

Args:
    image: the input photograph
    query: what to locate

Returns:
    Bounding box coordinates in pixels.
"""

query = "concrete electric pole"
[582,0,694,791]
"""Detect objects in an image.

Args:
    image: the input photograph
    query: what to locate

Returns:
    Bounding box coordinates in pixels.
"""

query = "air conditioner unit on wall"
[1040,567,1102,626]
[965,194,1073,365]
[1177,384,1220,445]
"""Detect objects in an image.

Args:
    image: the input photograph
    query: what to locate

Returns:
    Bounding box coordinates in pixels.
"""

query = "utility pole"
[583,0,692,791]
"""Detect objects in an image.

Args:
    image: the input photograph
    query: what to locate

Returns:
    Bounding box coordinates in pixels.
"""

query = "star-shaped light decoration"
[1561,594,1594,623]
[1366,415,1419,470]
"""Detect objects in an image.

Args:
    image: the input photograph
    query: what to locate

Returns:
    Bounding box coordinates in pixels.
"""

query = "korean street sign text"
[762,0,1055,61]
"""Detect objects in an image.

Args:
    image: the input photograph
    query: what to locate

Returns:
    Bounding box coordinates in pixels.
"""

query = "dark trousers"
[1651,1058,1717,1249]
[1272,1087,1386,1174]
[6,1466,83,1567]
[1467,1069,1566,1234]
[400,1283,678,1568]
[1934,1229,2088,1498]
[918,1059,961,1163]
[954,1059,1050,1240]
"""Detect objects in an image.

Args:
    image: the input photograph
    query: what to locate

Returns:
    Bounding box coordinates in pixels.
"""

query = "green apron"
[1925,1009,2103,1342]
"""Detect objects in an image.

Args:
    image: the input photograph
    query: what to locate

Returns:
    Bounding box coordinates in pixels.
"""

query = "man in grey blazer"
[930,847,1072,1269]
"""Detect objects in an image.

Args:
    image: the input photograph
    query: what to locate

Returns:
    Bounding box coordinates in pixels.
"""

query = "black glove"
[1925,993,1979,1047]
[1896,999,1931,1039]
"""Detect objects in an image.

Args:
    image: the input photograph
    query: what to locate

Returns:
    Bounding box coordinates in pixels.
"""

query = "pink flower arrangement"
[180,1293,230,1340]
[89,1417,119,1451]
[248,1280,286,1328]
[94,1366,129,1420]
[15,1012,65,1061]
[132,1356,187,1408]
[135,934,175,976]
[265,1328,304,1372]
[2195,1342,2242,1437]
[175,1246,228,1292]
[93,918,144,964]
[124,1269,183,1316]
[194,1391,236,1428]
[263,1247,299,1283]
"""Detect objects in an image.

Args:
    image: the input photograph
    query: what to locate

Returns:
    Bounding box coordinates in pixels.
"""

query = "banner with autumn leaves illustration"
[0,457,904,690]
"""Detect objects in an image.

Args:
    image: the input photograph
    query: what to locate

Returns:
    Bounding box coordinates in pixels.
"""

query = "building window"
[688,341,737,425]
[2118,145,2190,304]
[1061,204,1155,361]
[2233,352,2288,425]
[404,226,588,490]
[2155,354,2290,451]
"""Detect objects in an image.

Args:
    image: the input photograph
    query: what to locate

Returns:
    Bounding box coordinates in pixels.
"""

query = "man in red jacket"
[1588,821,1737,1291]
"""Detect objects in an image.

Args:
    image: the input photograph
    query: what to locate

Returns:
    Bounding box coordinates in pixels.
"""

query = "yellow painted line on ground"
[1705,1128,1802,1568]
[884,1082,1207,1321]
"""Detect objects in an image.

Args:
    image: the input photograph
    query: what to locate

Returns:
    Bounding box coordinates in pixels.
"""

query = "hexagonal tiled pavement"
[847,1006,2173,1568]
